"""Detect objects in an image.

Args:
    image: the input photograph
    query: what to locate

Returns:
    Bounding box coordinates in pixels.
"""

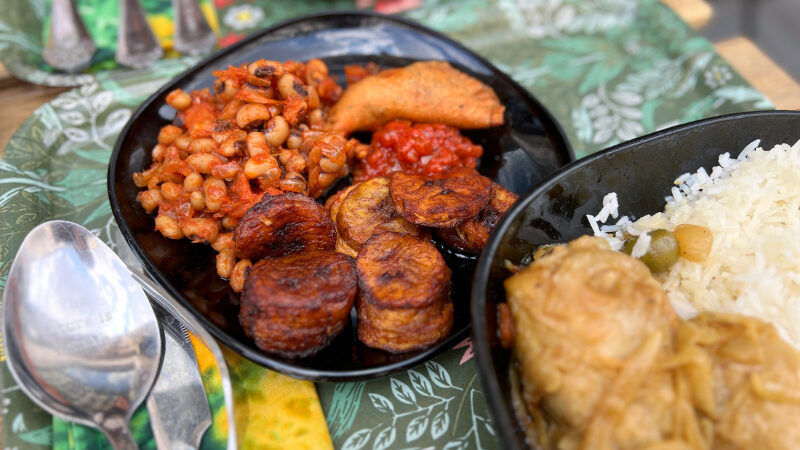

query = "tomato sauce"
[353,120,483,182]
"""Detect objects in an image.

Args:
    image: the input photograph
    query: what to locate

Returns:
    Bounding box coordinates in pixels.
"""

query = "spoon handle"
[101,417,138,450]
[172,0,217,55]
[43,0,96,72]
[115,0,163,68]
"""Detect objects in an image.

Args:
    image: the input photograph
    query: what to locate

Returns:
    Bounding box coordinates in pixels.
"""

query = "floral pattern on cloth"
[0,0,774,449]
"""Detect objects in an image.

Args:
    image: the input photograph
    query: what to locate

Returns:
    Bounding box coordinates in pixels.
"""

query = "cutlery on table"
[172,0,217,55]
[118,222,240,449]
[148,305,212,450]
[2,221,162,450]
[43,0,96,72]
[116,0,163,68]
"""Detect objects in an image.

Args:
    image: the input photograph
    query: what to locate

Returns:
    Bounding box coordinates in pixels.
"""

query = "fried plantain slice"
[389,168,492,228]
[326,183,360,215]
[436,182,518,253]
[240,251,357,358]
[235,192,336,260]
[336,177,424,252]
[356,232,453,352]
[326,183,361,258]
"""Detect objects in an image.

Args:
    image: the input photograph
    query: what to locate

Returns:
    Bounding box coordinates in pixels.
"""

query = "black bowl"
[108,11,572,381]
[470,110,800,448]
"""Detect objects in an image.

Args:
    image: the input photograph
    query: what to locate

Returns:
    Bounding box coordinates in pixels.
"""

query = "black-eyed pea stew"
[133,58,372,291]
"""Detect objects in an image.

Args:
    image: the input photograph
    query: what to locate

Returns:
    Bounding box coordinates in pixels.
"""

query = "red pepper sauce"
[353,120,483,182]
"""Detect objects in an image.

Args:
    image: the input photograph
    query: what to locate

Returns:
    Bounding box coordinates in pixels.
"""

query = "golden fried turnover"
[356,232,453,353]
[235,192,335,260]
[389,168,492,228]
[326,183,361,258]
[336,177,424,252]
[240,251,357,358]
[326,61,505,134]
[436,182,518,253]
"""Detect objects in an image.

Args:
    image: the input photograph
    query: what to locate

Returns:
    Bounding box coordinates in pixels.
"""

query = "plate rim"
[108,10,573,380]
[470,109,800,447]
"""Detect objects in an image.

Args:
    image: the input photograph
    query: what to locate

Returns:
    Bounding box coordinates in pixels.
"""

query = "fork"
[115,0,163,68]
[43,0,96,72]
[172,0,217,56]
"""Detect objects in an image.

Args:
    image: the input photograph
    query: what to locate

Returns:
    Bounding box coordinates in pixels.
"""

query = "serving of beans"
[133,58,370,291]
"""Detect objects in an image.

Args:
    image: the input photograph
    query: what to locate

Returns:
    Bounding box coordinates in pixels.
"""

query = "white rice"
[590,139,800,348]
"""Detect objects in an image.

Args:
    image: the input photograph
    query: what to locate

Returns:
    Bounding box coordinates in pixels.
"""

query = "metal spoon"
[74,222,239,449]
[2,220,162,449]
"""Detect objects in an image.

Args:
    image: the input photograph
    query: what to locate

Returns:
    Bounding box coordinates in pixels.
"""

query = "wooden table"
[1,0,799,157]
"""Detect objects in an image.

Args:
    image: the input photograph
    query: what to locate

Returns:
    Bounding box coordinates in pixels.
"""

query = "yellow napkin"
[190,334,334,449]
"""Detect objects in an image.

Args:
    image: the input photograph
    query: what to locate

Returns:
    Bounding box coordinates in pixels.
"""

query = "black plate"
[109,11,572,381]
[471,110,800,448]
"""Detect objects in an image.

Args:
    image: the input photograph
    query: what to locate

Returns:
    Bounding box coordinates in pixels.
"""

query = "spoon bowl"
[2,220,162,449]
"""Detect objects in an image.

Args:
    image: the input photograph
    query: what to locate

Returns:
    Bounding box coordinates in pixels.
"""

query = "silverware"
[43,0,96,72]
[116,0,163,68]
[127,266,237,450]
[2,220,162,450]
[147,306,212,450]
[172,0,217,55]
[113,225,238,450]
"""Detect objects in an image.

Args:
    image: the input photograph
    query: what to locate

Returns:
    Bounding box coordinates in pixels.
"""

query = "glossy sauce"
[354,120,483,181]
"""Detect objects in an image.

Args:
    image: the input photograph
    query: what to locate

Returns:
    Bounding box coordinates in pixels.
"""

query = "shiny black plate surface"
[109,11,571,380]
[471,110,800,448]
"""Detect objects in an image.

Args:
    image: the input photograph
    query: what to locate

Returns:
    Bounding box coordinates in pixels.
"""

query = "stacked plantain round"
[233,167,518,357]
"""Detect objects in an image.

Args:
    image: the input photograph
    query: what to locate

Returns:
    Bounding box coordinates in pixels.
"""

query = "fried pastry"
[436,182,518,253]
[389,168,492,228]
[235,192,336,260]
[336,177,424,252]
[240,251,357,358]
[356,232,453,353]
[326,61,505,133]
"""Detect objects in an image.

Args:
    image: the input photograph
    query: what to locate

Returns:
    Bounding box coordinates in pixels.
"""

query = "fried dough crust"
[240,251,357,358]
[336,177,424,252]
[389,168,492,228]
[235,192,336,260]
[356,232,453,352]
[326,61,505,133]
[436,182,518,253]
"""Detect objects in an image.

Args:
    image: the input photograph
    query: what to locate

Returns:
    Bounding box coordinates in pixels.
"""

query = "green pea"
[622,229,679,273]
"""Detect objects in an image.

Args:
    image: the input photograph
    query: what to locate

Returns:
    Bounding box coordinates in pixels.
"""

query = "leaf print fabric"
[0,0,774,449]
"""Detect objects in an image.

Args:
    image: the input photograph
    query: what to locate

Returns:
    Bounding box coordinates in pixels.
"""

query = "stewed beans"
[133,58,370,291]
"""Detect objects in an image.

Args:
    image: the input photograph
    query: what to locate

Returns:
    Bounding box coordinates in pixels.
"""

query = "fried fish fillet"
[326,61,505,134]
[240,251,357,358]
[356,232,453,353]
[389,168,492,228]
[235,192,336,260]
[436,182,518,253]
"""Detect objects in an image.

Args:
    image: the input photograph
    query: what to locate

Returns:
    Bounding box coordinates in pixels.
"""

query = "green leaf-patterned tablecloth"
[0,0,773,449]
